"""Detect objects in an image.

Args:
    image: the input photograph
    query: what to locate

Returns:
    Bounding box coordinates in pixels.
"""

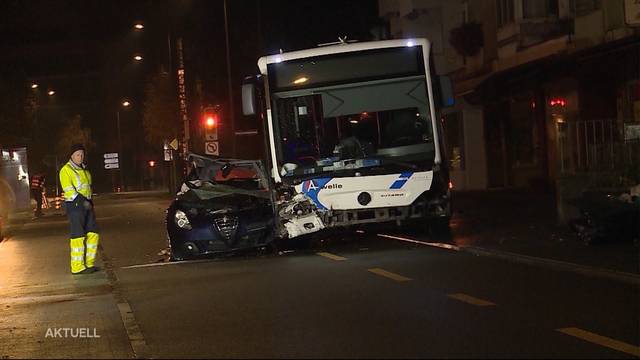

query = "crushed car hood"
[179,182,270,200]
[176,181,272,211]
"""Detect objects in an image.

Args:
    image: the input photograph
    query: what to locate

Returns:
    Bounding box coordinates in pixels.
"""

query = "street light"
[134,55,143,61]
[134,22,144,30]
[122,100,131,107]
[31,83,39,89]
[47,90,55,96]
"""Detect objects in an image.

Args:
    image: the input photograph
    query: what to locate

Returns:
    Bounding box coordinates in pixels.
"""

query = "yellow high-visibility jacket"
[59,161,92,202]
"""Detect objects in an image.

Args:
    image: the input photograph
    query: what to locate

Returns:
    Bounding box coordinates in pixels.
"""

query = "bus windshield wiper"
[379,158,418,170]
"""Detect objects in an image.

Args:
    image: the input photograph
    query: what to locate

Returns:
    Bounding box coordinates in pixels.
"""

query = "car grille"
[214,216,239,241]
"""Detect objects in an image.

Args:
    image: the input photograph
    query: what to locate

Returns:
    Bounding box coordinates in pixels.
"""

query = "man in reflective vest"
[59,144,100,275]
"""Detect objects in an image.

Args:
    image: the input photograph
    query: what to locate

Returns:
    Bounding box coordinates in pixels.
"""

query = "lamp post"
[223,0,236,157]
[117,100,131,190]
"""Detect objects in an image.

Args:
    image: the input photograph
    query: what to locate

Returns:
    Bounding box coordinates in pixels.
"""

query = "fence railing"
[558,119,640,179]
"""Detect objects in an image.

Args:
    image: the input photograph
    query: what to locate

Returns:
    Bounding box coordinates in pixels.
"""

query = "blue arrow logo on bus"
[389,172,413,189]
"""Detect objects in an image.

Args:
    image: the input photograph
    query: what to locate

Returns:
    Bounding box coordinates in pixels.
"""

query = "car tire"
[170,253,184,261]
[169,243,188,261]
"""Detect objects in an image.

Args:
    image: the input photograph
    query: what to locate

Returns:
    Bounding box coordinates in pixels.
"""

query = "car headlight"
[174,209,192,230]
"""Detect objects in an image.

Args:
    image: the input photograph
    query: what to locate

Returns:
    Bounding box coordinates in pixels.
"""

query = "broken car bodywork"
[273,166,451,239]
[166,156,276,260]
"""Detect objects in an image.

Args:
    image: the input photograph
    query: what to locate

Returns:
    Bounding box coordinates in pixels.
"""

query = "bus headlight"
[174,210,192,230]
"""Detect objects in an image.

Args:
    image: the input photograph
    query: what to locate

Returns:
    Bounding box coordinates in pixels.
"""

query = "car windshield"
[187,157,268,191]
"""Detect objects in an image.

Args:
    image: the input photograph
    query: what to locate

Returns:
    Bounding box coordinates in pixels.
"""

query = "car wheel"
[168,243,188,261]
[170,252,185,261]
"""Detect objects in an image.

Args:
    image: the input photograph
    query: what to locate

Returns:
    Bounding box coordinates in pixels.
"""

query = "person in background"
[30,172,45,218]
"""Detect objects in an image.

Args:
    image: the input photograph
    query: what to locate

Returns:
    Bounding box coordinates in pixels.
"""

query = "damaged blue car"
[166,155,276,260]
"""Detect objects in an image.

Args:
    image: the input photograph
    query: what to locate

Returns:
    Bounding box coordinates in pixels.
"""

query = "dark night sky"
[1,0,380,90]
[0,0,380,190]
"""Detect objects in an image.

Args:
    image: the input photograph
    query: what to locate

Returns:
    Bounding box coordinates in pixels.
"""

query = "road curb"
[460,245,640,286]
[99,244,152,359]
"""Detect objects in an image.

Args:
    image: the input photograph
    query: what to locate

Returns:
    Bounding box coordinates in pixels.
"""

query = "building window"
[443,112,465,170]
[522,0,559,19]
[573,0,601,17]
[497,0,515,28]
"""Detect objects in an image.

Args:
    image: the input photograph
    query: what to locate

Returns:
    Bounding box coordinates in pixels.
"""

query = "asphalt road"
[1,192,638,358]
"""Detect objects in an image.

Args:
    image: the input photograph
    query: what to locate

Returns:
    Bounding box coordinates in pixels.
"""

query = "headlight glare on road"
[174,210,192,230]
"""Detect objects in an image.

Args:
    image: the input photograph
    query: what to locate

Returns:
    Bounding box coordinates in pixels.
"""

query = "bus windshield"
[272,77,435,178]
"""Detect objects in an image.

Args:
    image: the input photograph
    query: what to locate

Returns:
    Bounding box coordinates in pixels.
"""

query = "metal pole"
[176,38,189,159]
[117,111,125,190]
[584,121,589,167]
[257,0,263,54]
[592,120,597,168]
[576,121,581,169]
[610,119,614,169]
[167,31,172,75]
[558,123,565,173]
[55,155,59,197]
[223,0,237,157]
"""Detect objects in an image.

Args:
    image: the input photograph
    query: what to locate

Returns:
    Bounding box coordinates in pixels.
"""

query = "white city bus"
[242,38,453,239]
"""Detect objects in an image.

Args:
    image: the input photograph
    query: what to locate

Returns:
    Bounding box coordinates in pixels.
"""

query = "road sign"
[169,139,179,151]
[164,149,173,162]
[104,153,119,159]
[104,158,119,165]
[205,132,218,141]
[104,163,120,170]
[205,141,219,156]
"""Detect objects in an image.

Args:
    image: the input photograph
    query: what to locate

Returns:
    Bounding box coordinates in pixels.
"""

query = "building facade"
[380,0,640,194]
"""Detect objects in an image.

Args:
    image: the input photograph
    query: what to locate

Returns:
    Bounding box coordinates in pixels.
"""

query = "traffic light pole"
[223,0,236,157]
[116,110,125,191]
[176,37,190,160]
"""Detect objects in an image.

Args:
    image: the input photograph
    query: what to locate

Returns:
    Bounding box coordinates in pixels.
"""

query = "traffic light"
[202,106,219,141]
[205,115,216,128]
[549,98,567,107]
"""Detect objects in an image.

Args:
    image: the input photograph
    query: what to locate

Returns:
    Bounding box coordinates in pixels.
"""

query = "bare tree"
[55,114,95,160]
[142,72,179,147]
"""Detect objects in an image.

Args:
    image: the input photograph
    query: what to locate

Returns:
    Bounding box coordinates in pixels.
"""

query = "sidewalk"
[0,210,132,359]
[450,189,640,276]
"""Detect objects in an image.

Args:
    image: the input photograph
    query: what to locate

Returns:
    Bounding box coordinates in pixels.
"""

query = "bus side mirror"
[242,83,257,116]
[439,75,454,108]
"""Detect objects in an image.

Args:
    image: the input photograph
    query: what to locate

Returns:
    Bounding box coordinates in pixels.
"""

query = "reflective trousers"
[65,199,99,274]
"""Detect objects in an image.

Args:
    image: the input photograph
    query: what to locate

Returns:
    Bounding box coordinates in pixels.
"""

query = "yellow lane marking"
[368,268,412,282]
[557,327,640,357]
[316,252,347,261]
[447,293,496,307]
